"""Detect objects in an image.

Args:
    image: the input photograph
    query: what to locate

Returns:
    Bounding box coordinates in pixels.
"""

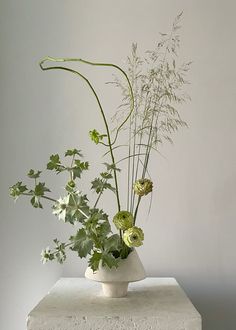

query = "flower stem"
[133,195,141,225]
[22,193,57,203]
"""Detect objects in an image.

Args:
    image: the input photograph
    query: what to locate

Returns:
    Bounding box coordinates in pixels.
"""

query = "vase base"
[102,282,128,298]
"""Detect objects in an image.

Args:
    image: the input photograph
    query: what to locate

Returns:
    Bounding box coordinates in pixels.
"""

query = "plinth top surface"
[29,277,200,321]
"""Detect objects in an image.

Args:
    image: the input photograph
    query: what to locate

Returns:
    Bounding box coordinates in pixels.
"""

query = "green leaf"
[74,160,89,170]
[91,178,103,194]
[9,182,28,200]
[89,129,107,144]
[103,162,121,172]
[53,192,89,224]
[31,196,43,208]
[27,169,42,179]
[85,208,111,239]
[104,234,120,252]
[71,160,89,179]
[47,154,64,172]
[91,178,116,194]
[53,239,66,264]
[88,251,102,272]
[65,149,83,157]
[70,228,93,258]
[34,182,50,196]
[100,172,113,179]
[102,253,119,269]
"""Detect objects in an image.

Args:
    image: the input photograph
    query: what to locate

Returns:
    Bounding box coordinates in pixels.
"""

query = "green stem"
[93,170,112,208]
[22,193,57,203]
[70,155,75,181]
[119,229,122,243]
[127,117,132,211]
[39,56,135,146]
[133,90,150,187]
[39,63,121,212]
[133,196,141,225]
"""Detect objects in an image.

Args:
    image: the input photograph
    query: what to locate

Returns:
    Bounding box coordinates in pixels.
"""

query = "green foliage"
[88,251,102,271]
[84,208,111,241]
[100,172,113,179]
[30,196,43,208]
[27,169,42,179]
[52,192,89,224]
[91,165,116,195]
[103,162,121,172]
[9,182,28,200]
[88,250,119,272]
[91,178,116,194]
[101,252,119,269]
[70,228,93,258]
[30,182,50,208]
[89,129,107,144]
[47,154,63,172]
[69,209,120,270]
[41,239,66,264]
[53,239,67,263]
[47,150,89,181]
[65,148,83,157]
[34,182,50,196]
[71,160,89,179]
[104,234,120,252]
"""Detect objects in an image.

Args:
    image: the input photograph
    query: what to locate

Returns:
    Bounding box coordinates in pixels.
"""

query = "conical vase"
[85,249,146,297]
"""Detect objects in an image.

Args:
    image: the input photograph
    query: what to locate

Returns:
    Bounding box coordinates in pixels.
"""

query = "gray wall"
[1,1,236,329]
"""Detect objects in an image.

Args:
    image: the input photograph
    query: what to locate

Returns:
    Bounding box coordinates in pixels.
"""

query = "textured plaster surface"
[27,277,201,330]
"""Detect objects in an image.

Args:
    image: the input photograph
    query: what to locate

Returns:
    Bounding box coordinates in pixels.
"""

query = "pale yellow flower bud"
[133,178,153,196]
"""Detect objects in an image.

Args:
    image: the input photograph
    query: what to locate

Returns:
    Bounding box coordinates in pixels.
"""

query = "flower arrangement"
[9,13,190,272]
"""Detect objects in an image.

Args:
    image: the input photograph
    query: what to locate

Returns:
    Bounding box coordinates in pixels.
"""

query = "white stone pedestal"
[27,277,201,330]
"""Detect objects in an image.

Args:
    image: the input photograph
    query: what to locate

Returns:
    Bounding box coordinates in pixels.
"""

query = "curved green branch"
[39,62,121,211]
[39,56,134,146]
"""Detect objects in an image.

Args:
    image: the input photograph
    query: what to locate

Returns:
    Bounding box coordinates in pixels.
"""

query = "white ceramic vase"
[85,249,146,297]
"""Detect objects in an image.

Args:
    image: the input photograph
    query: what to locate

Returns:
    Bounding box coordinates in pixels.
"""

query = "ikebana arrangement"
[9,13,190,297]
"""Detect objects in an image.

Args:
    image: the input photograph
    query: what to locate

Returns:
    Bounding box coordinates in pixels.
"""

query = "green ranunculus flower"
[113,211,134,230]
[133,178,153,196]
[123,226,144,247]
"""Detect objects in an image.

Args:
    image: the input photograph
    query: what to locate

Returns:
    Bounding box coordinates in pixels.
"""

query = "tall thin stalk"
[127,118,132,211]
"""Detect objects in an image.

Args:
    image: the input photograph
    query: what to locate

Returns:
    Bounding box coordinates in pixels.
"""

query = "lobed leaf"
[70,228,93,258]
[65,148,83,157]
[27,169,42,179]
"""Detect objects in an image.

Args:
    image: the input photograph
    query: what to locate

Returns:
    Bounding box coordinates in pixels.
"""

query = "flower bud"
[133,178,153,196]
[113,211,134,230]
[68,180,75,188]
[123,226,144,247]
